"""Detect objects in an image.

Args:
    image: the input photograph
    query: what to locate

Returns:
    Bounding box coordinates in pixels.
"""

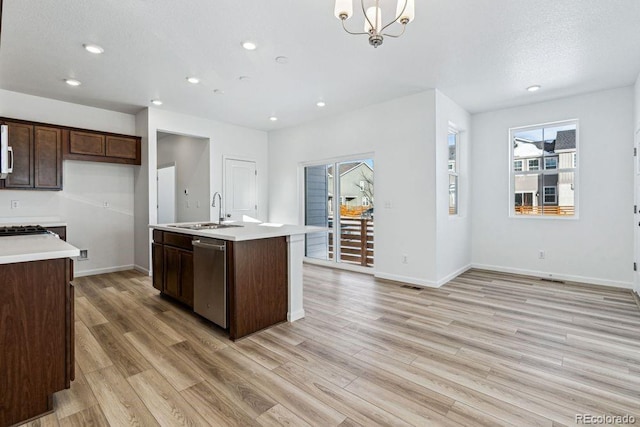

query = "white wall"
[471,87,634,288]
[157,133,210,223]
[134,108,268,272]
[435,91,472,284]
[269,91,442,286]
[0,89,136,275]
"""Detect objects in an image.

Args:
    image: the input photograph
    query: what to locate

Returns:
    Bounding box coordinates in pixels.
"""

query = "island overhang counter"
[149,221,323,339]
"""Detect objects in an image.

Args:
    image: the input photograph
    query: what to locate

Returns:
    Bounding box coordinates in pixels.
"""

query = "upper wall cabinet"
[65,130,141,165]
[1,120,62,190]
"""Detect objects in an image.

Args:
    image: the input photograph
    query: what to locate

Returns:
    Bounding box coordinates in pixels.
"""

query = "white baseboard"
[134,265,151,276]
[74,264,135,278]
[436,264,472,287]
[374,272,439,288]
[288,309,305,322]
[471,263,633,289]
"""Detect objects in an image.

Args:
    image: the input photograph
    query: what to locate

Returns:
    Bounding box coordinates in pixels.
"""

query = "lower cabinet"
[0,258,74,426]
[152,231,194,308]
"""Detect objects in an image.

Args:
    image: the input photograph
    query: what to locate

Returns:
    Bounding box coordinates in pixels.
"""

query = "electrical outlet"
[196,200,200,208]
[538,250,545,260]
[10,200,19,209]
[78,249,89,260]
[384,201,392,209]
[402,254,408,264]
[103,201,110,208]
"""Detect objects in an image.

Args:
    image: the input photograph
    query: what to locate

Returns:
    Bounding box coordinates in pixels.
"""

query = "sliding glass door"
[304,158,374,268]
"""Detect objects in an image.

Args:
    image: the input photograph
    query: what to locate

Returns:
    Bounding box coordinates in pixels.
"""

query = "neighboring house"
[513,129,576,208]
[328,161,374,216]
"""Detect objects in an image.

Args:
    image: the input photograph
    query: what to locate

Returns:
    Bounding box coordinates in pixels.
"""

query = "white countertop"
[0,234,80,265]
[150,221,325,241]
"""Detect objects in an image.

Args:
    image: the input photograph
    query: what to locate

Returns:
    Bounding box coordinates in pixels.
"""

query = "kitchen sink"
[168,223,244,230]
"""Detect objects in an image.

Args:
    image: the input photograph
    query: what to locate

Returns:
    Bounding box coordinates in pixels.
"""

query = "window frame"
[543,186,557,204]
[509,119,579,219]
[448,127,460,216]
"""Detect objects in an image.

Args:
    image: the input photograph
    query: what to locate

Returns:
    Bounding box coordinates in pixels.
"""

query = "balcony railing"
[328,217,374,267]
[514,205,575,215]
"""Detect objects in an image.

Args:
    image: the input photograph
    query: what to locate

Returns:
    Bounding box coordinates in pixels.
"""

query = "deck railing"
[328,217,374,267]
[514,205,575,216]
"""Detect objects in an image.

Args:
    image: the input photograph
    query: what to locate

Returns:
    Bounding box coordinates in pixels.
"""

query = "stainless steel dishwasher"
[192,237,227,328]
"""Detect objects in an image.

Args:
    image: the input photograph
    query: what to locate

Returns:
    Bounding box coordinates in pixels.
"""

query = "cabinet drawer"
[152,229,164,243]
[163,232,195,251]
[69,131,105,156]
[106,136,137,160]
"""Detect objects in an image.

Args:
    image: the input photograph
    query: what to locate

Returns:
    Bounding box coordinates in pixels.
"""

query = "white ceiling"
[1,0,640,131]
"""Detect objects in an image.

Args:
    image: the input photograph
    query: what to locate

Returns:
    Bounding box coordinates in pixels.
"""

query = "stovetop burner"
[0,225,50,236]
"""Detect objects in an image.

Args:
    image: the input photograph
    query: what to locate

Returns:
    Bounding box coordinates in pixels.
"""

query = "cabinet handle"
[7,146,13,173]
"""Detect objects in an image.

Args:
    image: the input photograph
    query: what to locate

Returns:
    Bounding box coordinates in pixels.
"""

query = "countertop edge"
[149,222,325,241]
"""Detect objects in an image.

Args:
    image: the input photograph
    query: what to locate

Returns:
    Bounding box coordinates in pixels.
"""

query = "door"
[157,164,176,224]
[224,158,257,221]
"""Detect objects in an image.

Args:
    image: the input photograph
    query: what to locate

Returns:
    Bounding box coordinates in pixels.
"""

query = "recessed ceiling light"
[269,116,278,122]
[275,56,289,64]
[151,99,163,106]
[316,101,326,107]
[238,76,250,81]
[83,44,104,54]
[527,85,541,92]
[242,41,257,51]
[64,79,81,86]
[213,89,225,95]
[186,77,200,84]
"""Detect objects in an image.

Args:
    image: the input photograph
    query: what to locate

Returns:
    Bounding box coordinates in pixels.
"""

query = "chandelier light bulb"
[334,0,353,20]
[395,0,415,24]
[364,6,382,32]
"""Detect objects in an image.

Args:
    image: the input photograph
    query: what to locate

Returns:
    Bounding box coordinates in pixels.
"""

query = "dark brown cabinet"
[152,231,195,307]
[0,258,74,426]
[1,120,62,190]
[65,130,141,165]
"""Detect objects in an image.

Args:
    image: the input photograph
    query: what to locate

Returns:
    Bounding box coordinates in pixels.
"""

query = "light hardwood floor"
[19,265,640,427]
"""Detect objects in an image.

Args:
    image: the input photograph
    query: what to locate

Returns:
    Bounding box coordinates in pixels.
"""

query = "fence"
[328,217,374,267]
[514,205,575,216]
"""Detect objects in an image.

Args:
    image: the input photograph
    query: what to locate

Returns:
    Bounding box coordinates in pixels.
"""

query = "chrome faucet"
[211,192,224,223]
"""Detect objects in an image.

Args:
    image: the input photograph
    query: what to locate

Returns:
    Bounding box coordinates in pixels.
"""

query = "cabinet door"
[163,246,181,299]
[152,243,164,291]
[4,121,34,188]
[69,131,105,156]
[34,126,62,189]
[179,250,194,306]
[106,136,138,160]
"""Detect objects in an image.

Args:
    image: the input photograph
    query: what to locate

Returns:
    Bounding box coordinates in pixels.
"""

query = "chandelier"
[334,0,415,48]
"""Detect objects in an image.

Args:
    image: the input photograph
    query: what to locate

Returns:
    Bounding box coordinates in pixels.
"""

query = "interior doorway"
[156,132,210,223]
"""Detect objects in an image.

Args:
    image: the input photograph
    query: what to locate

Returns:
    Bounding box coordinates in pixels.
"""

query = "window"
[448,129,459,215]
[362,196,370,206]
[514,160,523,171]
[359,180,365,192]
[544,157,558,170]
[543,186,556,204]
[511,120,577,217]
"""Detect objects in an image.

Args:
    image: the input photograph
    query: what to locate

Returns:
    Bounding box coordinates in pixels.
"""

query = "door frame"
[157,162,176,224]
[222,155,258,221]
[635,129,640,296]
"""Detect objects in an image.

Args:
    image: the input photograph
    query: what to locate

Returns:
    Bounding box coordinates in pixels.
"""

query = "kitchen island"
[0,233,79,427]
[150,221,321,340]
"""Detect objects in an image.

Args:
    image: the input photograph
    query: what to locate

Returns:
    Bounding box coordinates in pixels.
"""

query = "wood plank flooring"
[18,266,640,427]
